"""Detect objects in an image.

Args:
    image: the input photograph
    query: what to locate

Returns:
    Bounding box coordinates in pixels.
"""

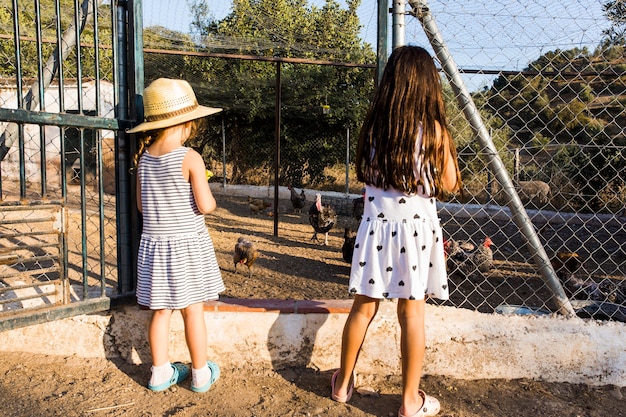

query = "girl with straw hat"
[129,78,224,392]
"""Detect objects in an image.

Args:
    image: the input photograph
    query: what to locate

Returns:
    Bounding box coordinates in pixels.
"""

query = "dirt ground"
[2,193,625,416]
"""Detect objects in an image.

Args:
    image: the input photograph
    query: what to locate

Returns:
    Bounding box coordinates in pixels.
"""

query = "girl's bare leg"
[397,298,426,415]
[148,309,173,366]
[181,302,208,369]
[335,295,380,397]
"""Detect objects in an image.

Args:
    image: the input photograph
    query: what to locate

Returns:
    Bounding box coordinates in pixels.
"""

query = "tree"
[603,0,626,45]
[182,0,375,186]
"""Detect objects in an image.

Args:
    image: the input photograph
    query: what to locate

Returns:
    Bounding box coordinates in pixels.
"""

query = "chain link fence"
[2,0,625,321]
[139,0,626,321]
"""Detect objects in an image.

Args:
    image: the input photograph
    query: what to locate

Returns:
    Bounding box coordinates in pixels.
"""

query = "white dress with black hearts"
[348,184,449,301]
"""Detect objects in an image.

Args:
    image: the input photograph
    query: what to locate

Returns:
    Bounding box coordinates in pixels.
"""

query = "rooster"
[288,184,306,213]
[233,236,259,278]
[341,227,357,263]
[309,193,337,246]
[248,196,271,215]
[444,236,494,274]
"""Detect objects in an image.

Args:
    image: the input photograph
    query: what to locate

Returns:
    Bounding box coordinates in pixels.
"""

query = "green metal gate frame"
[0,0,144,331]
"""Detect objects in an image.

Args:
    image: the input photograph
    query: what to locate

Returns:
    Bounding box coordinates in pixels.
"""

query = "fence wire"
[1,0,625,322]
[138,0,626,321]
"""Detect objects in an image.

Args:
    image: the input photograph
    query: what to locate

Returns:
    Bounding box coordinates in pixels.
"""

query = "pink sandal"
[330,369,356,403]
[398,390,440,417]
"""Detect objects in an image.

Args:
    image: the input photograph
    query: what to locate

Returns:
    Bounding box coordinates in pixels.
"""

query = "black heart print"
[429,262,433,267]
[383,292,389,298]
[442,284,448,290]
[355,243,360,248]
[386,266,393,272]
[392,231,397,237]
[369,230,374,235]
[376,245,383,251]
[377,212,385,218]
[399,280,405,286]
[409,295,415,300]
[369,279,375,284]
[368,196,375,202]
[412,265,417,271]
[399,198,406,204]
[359,261,366,267]
[414,214,421,219]
[400,247,406,253]
[350,288,357,293]
[421,245,426,250]
[414,231,418,237]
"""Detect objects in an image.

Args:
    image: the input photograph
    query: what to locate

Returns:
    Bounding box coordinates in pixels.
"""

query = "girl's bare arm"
[183,149,217,214]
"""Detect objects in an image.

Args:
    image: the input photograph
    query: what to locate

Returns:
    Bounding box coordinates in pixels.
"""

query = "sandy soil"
[2,194,624,416]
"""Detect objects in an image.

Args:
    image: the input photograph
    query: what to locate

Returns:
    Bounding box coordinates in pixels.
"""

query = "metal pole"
[408,0,575,316]
[345,126,350,195]
[273,61,281,237]
[392,0,406,49]
[376,0,388,85]
[222,115,227,188]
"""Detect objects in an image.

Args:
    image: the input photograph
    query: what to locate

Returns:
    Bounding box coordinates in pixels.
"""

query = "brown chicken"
[233,236,259,278]
[444,236,494,273]
[248,196,271,215]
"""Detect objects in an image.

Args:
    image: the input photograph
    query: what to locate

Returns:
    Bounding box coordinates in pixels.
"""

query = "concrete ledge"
[1,298,625,387]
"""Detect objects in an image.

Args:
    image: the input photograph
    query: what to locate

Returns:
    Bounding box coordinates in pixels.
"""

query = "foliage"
[603,0,626,45]
[482,42,626,213]
[0,0,114,81]
[171,0,376,187]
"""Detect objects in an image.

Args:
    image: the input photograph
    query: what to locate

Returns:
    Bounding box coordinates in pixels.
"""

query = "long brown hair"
[356,46,461,199]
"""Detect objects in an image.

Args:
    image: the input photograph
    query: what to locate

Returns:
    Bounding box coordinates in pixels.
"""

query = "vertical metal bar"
[273,61,281,237]
[376,0,388,85]
[222,115,227,188]
[409,0,574,316]
[345,126,350,195]
[55,0,69,300]
[72,0,87,298]
[10,0,27,198]
[34,0,47,196]
[392,0,406,49]
[92,0,106,296]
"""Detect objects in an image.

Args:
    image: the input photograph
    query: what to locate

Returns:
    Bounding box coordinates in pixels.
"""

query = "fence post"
[408,0,575,316]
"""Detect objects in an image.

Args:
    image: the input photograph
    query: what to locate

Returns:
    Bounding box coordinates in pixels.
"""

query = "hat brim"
[126,105,222,133]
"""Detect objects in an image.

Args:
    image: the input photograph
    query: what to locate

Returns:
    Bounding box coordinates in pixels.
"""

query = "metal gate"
[0,0,141,331]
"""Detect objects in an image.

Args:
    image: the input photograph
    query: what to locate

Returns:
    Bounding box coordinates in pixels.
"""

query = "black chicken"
[352,188,365,222]
[288,184,306,213]
[233,236,259,278]
[341,227,357,263]
[309,193,337,246]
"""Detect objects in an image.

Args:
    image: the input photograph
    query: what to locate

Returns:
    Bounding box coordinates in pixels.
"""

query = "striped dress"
[136,146,224,310]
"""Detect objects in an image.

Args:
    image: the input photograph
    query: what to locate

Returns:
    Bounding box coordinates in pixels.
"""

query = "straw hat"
[126,78,222,133]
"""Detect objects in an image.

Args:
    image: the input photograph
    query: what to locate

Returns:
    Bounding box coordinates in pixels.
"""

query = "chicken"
[309,193,337,246]
[248,196,271,215]
[444,236,494,274]
[288,184,306,213]
[551,251,625,303]
[352,188,365,222]
[341,227,357,263]
[233,236,259,278]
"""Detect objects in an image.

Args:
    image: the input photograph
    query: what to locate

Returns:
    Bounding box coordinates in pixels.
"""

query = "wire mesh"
[0,0,119,319]
[138,0,626,321]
